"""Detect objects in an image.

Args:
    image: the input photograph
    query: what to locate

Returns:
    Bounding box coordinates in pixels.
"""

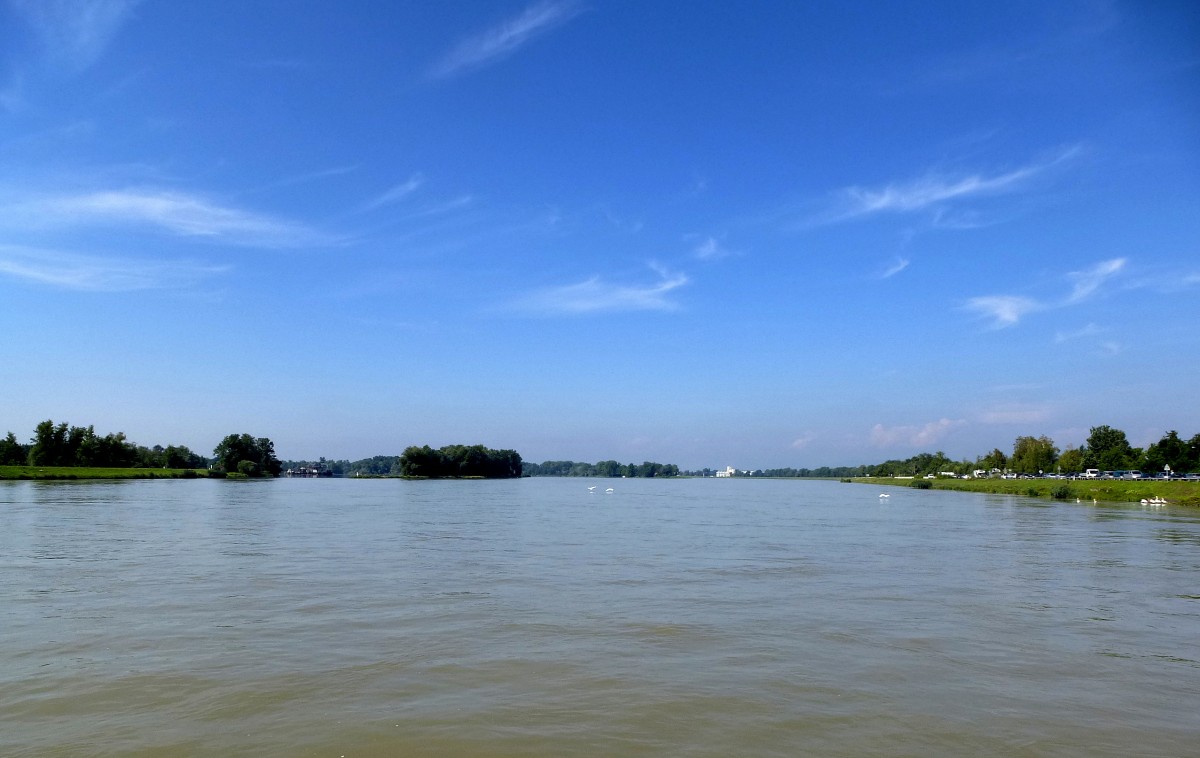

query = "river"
[2,477,1198,756]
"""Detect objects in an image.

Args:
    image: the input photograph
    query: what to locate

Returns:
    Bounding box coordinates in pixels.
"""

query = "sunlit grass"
[0,465,213,480]
[854,476,1200,506]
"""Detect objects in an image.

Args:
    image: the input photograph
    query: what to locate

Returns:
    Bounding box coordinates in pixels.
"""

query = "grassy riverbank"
[855,476,1200,507]
[0,465,214,480]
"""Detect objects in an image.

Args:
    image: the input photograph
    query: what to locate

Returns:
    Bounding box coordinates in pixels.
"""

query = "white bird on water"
[878,493,890,498]
[587,486,596,492]
[606,487,614,493]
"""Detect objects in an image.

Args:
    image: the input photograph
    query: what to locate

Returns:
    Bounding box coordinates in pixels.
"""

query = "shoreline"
[852,476,1200,507]
[0,465,214,481]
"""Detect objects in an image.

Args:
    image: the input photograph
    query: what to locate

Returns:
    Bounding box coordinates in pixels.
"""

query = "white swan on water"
[606,487,614,493]
[587,486,596,491]
[878,493,890,498]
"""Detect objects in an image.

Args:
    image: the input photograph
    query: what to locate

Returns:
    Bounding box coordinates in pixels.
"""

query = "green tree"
[1187,433,1200,472]
[399,445,441,477]
[163,445,203,469]
[1141,430,1188,475]
[398,444,521,478]
[979,448,1007,471]
[214,434,282,477]
[28,420,70,466]
[1083,425,1134,470]
[0,431,26,465]
[1057,446,1085,473]
[596,460,621,477]
[94,431,136,467]
[1010,435,1058,474]
[237,460,261,477]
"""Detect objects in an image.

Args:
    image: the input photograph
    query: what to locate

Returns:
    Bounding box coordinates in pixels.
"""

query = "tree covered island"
[398,444,523,479]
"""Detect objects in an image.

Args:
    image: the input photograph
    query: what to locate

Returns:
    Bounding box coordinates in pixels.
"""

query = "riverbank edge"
[0,465,215,480]
[853,476,1200,507]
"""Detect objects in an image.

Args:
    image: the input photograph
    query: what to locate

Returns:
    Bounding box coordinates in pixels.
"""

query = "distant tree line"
[399,444,522,478]
[1,420,208,469]
[523,460,680,478]
[965,425,1200,476]
[743,425,1200,479]
[1,420,286,479]
[724,466,863,478]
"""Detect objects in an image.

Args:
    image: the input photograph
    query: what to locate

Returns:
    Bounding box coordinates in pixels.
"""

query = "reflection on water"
[1,478,1198,757]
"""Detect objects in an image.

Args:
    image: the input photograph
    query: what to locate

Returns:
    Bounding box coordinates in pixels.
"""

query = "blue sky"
[1,0,1197,469]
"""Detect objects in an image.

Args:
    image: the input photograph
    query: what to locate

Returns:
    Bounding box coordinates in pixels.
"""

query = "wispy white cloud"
[512,264,689,316]
[870,418,965,448]
[976,404,1051,425]
[245,165,359,196]
[930,207,999,230]
[963,295,1042,329]
[413,194,474,217]
[10,0,142,71]
[429,1,582,79]
[3,189,328,247]
[362,173,425,212]
[1054,323,1102,343]
[0,243,227,291]
[816,145,1081,225]
[880,256,910,279]
[1066,257,1125,302]
[600,208,643,234]
[791,433,817,450]
[692,236,734,261]
[964,257,1128,329]
[844,166,1038,214]
[1115,263,1200,294]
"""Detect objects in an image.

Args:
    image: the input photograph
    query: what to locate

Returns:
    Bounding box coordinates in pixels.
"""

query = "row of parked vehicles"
[995,470,1200,480]
[1079,469,1200,480]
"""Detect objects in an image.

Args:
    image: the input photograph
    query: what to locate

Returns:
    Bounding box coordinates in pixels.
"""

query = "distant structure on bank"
[285,465,333,478]
[716,466,737,478]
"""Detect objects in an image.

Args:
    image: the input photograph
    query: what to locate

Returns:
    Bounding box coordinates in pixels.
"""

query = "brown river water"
[2,477,1198,757]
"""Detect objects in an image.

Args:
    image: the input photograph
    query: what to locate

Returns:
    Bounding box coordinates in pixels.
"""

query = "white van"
[1083,469,1100,479]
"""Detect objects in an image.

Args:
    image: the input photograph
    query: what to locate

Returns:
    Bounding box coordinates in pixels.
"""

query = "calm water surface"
[2,477,1198,757]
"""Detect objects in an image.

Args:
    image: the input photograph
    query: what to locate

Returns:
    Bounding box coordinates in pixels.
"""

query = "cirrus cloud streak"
[0,243,227,291]
[2,189,330,248]
[870,418,966,448]
[511,265,689,316]
[964,257,1126,329]
[429,1,582,79]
